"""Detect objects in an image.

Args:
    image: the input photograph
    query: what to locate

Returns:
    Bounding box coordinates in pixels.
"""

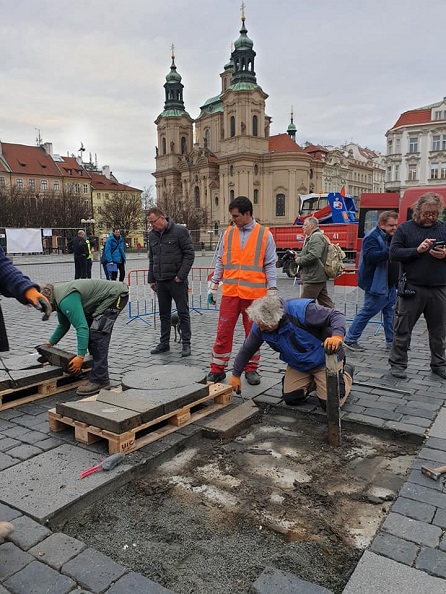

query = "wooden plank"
[48,383,233,454]
[0,376,87,412]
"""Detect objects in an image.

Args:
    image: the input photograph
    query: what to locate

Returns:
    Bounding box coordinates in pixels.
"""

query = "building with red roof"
[385,97,446,193]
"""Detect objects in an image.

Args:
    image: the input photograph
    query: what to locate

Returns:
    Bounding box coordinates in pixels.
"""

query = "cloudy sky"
[1,0,445,192]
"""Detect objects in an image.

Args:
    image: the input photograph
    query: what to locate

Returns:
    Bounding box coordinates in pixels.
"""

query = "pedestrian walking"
[147,207,195,357]
[207,196,277,385]
[104,228,126,282]
[86,236,93,279]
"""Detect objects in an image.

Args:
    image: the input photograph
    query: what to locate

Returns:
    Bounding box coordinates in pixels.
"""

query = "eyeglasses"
[421,211,439,218]
[148,216,162,226]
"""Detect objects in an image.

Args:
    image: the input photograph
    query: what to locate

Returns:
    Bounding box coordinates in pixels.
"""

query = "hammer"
[421,464,446,481]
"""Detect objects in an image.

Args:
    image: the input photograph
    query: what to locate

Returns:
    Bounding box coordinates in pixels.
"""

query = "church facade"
[153,14,323,238]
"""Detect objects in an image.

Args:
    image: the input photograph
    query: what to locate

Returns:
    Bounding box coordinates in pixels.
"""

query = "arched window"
[252,115,258,137]
[230,165,234,176]
[254,189,259,204]
[230,189,235,202]
[230,116,236,138]
[276,193,285,217]
[162,137,166,155]
[194,186,200,208]
[204,129,210,147]
[181,137,187,154]
[215,195,219,206]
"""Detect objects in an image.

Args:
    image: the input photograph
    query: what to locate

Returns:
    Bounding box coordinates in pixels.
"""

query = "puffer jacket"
[104,233,126,264]
[296,228,328,283]
[148,217,195,282]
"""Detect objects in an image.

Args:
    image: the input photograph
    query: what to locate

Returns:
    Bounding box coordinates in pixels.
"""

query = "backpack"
[322,236,346,279]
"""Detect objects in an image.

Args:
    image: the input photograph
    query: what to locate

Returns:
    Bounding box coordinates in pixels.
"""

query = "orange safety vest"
[222,223,269,299]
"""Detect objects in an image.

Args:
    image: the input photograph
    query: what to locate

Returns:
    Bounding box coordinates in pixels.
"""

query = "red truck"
[272,187,446,277]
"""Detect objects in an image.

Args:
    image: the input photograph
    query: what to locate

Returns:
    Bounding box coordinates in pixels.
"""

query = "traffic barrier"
[126,267,219,325]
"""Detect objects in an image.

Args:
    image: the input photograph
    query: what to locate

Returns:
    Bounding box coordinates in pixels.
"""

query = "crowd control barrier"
[126,267,219,325]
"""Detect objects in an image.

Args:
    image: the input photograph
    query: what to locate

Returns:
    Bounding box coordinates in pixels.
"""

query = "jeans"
[346,286,396,344]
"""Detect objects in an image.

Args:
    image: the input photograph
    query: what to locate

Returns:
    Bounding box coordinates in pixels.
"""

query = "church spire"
[163,44,186,112]
[287,106,297,141]
[230,3,257,86]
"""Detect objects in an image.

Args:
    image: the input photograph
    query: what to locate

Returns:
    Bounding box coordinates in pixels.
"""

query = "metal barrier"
[334,269,383,334]
[127,267,218,325]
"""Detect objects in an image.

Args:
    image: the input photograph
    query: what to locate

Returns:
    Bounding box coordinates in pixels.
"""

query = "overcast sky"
[1,0,445,192]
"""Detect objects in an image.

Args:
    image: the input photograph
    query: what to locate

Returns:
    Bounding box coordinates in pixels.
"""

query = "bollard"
[325,352,341,447]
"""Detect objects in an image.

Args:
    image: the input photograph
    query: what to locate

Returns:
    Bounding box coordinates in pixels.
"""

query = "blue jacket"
[0,246,37,304]
[232,298,346,375]
[104,233,126,264]
[357,226,390,296]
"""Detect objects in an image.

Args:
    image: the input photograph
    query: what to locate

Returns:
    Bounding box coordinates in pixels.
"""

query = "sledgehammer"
[421,464,446,481]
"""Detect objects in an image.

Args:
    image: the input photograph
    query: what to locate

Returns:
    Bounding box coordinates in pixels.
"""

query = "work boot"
[76,381,111,396]
[245,371,261,385]
[181,344,191,357]
[207,371,226,383]
[385,342,393,351]
[390,366,407,379]
[150,343,170,354]
[0,522,14,541]
[344,341,365,352]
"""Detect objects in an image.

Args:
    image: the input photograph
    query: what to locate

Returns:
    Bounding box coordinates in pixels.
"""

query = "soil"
[63,414,419,594]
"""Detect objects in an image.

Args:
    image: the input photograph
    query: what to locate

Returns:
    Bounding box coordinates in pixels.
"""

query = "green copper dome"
[166,61,182,83]
[234,20,253,50]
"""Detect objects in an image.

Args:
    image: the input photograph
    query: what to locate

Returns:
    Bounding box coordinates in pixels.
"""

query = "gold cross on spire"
[171,43,175,60]
[241,1,245,21]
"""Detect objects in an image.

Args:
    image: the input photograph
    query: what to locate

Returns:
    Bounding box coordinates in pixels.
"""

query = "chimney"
[102,165,110,179]
[42,142,53,156]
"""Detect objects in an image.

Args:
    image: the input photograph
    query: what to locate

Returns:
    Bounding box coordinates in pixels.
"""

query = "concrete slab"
[342,551,446,594]
[0,445,132,525]
[0,366,63,391]
[428,406,446,440]
[55,400,142,434]
[203,400,260,439]
[239,375,282,400]
[0,353,42,370]
[121,365,207,390]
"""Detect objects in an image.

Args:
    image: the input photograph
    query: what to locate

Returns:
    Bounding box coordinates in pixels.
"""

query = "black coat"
[148,218,195,282]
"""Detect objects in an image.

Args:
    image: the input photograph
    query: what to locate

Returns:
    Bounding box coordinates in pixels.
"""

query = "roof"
[269,134,304,153]
[89,171,141,193]
[56,156,90,179]
[391,108,431,130]
[0,143,62,177]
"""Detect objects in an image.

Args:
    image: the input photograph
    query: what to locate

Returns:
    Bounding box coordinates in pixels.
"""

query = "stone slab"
[121,364,207,390]
[203,400,260,439]
[4,559,76,594]
[56,400,142,434]
[0,444,132,524]
[0,542,34,580]
[429,406,446,439]
[0,353,42,370]
[0,366,63,391]
[28,532,87,570]
[35,345,92,373]
[251,567,332,593]
[342,551,446,594]
[62,547,126,593]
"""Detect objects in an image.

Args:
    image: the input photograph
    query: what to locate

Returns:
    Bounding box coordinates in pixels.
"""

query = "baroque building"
[385,97,446,194]
[153,13,321,238]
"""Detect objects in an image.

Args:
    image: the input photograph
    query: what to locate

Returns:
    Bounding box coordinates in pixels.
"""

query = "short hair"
[304,217,319,228]
[412,192,444,222]
[147,207,165,218]
[112,227,120,233]
[378,210,398,225]
[77,229,85,236]
[229,196,253,216]
[246,295,285,327]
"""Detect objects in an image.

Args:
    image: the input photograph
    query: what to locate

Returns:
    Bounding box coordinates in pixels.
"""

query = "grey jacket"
[296,228,328,283]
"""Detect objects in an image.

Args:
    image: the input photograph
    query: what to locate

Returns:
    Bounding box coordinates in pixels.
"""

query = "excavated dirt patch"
[63,414,419,593]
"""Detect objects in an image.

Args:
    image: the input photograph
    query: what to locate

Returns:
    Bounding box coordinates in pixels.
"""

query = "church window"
[195,186,200,207]
[230,190,235,202]
[162,137,166,155]
[254,189,259,204]
[215,195,219,206]
[181,136,187,154]
[230,165,234,176]
[252,115,258,137]
[204,129,210,147]
[230,116,236,137]
[275,193,285,217]
[254,164,258,175]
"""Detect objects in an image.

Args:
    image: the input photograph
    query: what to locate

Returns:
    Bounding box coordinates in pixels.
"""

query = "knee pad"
[283,388,308,406]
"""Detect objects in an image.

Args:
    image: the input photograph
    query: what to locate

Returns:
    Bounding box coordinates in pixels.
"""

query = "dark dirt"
[63,414,418,594]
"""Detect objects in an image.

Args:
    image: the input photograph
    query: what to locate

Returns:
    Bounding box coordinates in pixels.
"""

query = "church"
[153,10,323,240]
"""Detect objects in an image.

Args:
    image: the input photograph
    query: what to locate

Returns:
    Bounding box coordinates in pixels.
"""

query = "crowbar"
[80,453,125,479]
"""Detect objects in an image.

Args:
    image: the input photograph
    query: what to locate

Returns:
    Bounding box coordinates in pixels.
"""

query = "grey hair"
[305,217,319,228]
[78,229,85,236]
[246,295,284,327]
[40,283,56,311]
[412,192,444,222]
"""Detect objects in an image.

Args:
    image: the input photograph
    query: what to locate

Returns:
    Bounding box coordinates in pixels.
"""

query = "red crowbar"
[80,453,125,479]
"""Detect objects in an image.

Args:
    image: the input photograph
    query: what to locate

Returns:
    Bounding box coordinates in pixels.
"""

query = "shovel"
[80,453,125,479]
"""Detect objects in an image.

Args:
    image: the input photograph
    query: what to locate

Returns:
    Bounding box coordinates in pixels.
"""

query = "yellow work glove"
[24,287,52,320]
[229,374,242,395]
[68,355,85,375]
[323,335,343,355]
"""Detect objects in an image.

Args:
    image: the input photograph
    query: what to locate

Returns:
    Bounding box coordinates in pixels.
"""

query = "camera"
[397,274,416,298]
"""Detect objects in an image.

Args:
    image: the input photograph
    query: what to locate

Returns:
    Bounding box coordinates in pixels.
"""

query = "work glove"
[24,288,52,321]
[267,287,278,296]
[323,335,343,354]
[68,355,85,375]
[229,374,242,395]
[207,282,219,306]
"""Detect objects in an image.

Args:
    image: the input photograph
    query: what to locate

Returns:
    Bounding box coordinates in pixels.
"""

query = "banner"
[5,228,43,254]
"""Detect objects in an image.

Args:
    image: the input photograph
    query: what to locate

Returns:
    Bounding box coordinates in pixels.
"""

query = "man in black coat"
[147,208,195,357]
[72,230,88,279]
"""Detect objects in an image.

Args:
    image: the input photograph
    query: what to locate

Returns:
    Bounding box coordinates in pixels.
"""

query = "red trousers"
[210,295,260,373]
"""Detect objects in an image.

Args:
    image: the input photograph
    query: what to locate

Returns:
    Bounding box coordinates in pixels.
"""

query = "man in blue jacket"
[104,228,126,282]
[344,211,399,352]
[228,295,353,409]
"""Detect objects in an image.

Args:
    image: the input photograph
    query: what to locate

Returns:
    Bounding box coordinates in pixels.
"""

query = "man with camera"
[389,192,446,379]
[344,211,399,352]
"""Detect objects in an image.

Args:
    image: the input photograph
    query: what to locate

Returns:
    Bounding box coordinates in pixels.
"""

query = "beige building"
[153,15,321,238]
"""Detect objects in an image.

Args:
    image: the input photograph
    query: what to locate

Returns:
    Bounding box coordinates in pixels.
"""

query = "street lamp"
[81,218,96,247]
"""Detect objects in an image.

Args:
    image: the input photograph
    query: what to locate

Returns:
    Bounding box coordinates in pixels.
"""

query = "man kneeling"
[229,295,353,408]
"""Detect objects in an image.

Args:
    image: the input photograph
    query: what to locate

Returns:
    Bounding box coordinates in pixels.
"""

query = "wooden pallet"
[0,374,86,411]
[48,383,233,454]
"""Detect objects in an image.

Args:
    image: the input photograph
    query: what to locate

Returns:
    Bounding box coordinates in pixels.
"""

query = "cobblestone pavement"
[1,253,446,592]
